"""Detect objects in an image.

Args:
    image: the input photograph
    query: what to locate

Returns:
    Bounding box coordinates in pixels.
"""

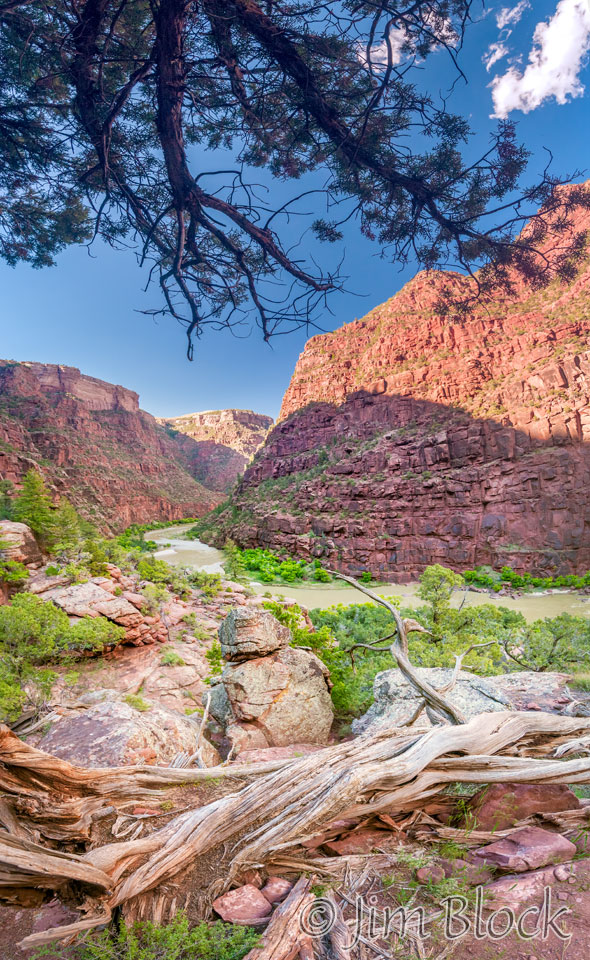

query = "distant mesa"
[157,409,273,492]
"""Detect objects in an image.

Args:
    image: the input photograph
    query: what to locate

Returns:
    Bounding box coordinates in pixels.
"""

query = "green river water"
[150,527,590,621]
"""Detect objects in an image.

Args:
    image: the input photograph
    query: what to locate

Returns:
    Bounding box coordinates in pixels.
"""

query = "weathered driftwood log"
[5,571,590,949]
[4,710,590,948]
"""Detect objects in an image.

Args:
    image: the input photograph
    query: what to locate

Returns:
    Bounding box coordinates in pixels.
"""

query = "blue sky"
[1,0,589,420]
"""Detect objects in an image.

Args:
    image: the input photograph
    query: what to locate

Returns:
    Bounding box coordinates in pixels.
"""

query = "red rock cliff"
[0,362,220,531]
[214,185,590,579]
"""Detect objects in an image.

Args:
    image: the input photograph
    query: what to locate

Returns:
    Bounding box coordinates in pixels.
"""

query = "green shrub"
[34,912,260,960]
[124,694,151,712]
[0,556,28,586]
[137,557,173,584]
[0,593,124,721]
[504,613,590,672]
[205,640,223,678]
[161,649,185,667]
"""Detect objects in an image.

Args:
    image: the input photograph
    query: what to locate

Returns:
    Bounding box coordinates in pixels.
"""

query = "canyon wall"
[0,362,221,531]
[212,187,590,579]
[158,409,273,491]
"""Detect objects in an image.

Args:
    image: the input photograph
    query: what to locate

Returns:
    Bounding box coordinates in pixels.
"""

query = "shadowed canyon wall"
[209,187,590,579]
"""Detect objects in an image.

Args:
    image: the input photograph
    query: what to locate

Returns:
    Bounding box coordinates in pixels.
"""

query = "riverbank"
[150,527,590,622]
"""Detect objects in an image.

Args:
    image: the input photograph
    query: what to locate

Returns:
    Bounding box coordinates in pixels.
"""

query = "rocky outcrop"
[212,184,590,578]
[0,361,221,532]
[352,668,575,735]
[213,607,334,752]
[159,409,273,491]
[34,571,168,646]
[352,667,513,734]
[36,699,220,767]
[0,521,42,567]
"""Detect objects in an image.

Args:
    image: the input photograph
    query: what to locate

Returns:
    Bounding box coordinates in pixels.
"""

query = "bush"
[238,547,331,584]
[137,557,173,584]
[161,649,185,666]
[205,640,223,679]
[504,613,590,672]
[0,556,28,586]
[124,694,151,712]
[0,593,125,721]
[34,912,260,960]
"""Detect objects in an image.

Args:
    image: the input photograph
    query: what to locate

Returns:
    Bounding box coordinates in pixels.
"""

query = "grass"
[124,694,151,712]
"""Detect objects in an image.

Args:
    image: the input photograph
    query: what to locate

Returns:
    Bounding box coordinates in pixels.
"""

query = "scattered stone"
[260,878,293,904]
[472,826,577,872]
[212,884,272,925]
[324,828,401,856]
[482,859,590,909]
[438,858,494,885]
[465,782,581,831]
[415,864,445,885]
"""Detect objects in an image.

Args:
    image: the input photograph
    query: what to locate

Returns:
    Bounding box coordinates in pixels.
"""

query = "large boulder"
[36,699,220,767]
[352,667,512,734]
[219,607,291,662]
[222,646,334,751]
[0,520,42,566]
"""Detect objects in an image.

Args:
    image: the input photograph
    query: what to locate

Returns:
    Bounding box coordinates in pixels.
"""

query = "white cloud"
[359,33,407,70]
[483,41,510,71]
[496,0,531,31]
[358,14,457,72]
[490,0,590,117]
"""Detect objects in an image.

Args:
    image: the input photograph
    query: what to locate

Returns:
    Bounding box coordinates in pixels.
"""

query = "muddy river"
[151,526,590,621]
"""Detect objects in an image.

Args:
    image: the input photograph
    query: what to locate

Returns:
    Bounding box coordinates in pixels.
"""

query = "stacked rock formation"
[211,607,334,754]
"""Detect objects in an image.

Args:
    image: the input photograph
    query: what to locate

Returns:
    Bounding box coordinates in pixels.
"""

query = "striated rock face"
[158,409,273,491]
[0,361,221,531]
[213,185,590,578]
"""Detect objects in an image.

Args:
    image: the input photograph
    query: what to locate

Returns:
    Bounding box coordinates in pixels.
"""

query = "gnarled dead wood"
[327,571,466,724]
[4,710,590,948]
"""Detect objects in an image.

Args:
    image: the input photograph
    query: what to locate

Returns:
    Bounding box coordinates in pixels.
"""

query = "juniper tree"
[1,1,587,356]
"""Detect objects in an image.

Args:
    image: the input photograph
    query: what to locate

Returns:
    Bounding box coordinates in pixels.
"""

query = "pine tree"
[52,499,82,560]
[12,470,55,548]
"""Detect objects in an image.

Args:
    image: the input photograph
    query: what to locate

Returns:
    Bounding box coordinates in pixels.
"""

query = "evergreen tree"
[52,499,83,561]
[12,470,55,548]
[0,480,14,520]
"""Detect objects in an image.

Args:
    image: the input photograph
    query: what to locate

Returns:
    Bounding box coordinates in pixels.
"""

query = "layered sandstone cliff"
[0,361,220,531]
[158,409,273,491]
[211,186,590,579]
